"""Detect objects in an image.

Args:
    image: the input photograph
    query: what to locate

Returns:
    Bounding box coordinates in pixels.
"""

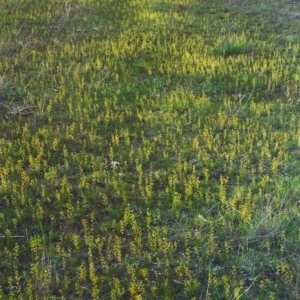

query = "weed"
[1,0,300,299]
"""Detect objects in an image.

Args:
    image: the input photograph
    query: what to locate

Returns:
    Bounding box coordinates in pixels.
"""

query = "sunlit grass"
[1,0,300,299]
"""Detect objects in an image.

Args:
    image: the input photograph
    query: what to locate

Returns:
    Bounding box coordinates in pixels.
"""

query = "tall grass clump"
[0,0,300,299]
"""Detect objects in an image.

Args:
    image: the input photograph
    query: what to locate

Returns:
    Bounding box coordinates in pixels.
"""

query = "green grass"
[1,0,300,299]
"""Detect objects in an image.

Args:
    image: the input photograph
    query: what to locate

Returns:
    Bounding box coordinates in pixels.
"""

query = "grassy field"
[1,0,300,299]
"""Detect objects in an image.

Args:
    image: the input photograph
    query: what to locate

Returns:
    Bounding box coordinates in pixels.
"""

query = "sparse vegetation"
[1,0,300,299]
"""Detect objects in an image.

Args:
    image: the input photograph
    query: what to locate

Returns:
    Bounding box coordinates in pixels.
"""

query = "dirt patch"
[278,10,300,20]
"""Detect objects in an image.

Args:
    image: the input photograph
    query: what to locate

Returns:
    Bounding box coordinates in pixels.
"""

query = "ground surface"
[0,0,300,299]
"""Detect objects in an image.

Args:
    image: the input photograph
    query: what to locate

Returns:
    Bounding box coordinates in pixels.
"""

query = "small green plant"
[214,43,252,57]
